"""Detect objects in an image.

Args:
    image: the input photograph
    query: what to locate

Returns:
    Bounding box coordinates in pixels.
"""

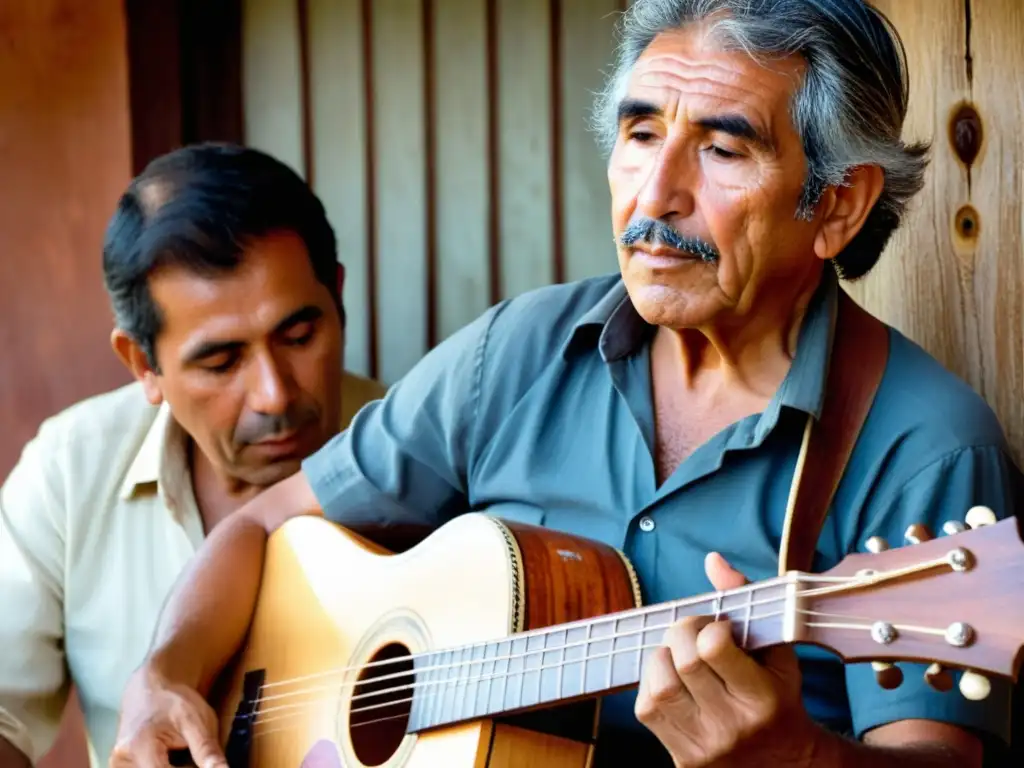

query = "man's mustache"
[618,217,720,264]
[234,403,319,446]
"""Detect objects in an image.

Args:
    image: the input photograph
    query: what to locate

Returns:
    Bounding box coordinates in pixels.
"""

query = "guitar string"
[247,606,953,734]
[248,554,958,712]
[253,572,861,699]
[250,610,788,735]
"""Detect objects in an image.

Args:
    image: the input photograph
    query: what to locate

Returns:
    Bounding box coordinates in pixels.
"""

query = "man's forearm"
[146,473,322,694]
[0,736,30,768]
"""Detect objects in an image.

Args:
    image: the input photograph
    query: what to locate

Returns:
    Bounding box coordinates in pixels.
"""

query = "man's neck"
[653,265,824,398]
[188,441,267,533]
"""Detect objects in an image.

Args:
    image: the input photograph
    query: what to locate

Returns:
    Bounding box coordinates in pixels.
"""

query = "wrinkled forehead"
[619,25,806,124]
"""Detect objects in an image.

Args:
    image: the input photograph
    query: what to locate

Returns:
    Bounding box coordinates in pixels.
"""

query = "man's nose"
[247,355,291,416]
[635,143,697,223]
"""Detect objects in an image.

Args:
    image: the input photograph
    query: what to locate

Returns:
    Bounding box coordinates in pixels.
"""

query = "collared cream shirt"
[0,372,386,766]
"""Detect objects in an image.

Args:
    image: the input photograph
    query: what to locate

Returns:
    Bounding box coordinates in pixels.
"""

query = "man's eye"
[707,145,742,159]
[284,323,315,345]
[629,130,656,143]
[203,354,238,374]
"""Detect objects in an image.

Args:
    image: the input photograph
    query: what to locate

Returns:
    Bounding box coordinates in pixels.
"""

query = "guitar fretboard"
[405,582,789,731]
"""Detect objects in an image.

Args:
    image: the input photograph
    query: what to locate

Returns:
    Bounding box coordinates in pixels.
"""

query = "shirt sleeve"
[0,419,70,763]
[301,302,502,535]
[843,444,1022,747]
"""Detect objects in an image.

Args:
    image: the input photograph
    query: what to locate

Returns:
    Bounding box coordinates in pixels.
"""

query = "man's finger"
[695,619,775,704]
[178,715,228,768]
[705,552,748,591]
[636,644,693,722]
[664,616,727,704]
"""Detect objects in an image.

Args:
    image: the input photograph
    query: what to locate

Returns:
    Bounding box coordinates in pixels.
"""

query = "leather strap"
[778,288,890,575]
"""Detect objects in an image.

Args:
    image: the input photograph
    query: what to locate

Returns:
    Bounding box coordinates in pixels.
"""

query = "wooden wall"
[242,0,627,385]
[0,1,134,479]
[850,0,1023,467]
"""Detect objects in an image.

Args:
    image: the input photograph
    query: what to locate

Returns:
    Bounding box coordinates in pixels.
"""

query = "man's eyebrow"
[617,98,663,123]
[696,114,775,152]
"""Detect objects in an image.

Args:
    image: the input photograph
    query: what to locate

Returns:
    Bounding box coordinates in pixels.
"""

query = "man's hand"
[108,665,226,768]
[635,552,819,767]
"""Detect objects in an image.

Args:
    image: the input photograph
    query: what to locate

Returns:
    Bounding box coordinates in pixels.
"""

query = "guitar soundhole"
[349,642,413,766]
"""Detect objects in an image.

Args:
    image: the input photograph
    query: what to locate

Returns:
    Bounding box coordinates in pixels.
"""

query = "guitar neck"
[407,578,790,731]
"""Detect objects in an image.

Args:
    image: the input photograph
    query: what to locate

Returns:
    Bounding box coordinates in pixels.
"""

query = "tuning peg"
[965,506,997,529]
[903,524,933,545]
[924,663,954,692]
[864,536,888,553]
[959,671,992,701]
[942,520,967,536]
[872,661,903,690]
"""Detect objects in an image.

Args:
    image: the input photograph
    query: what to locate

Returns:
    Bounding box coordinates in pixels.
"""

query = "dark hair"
[593,0,930,280]
[102,142,341,368]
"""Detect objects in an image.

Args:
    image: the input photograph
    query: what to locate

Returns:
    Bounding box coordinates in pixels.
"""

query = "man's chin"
[624,280,719,330]
[239,456,305,490]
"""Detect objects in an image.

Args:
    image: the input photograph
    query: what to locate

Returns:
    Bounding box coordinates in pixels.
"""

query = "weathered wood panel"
[307,0,372,378]
[850,0,1023,466]
[242,0,304,177]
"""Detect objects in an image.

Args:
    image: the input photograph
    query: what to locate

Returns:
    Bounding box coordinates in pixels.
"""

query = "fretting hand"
[635,553,822,767]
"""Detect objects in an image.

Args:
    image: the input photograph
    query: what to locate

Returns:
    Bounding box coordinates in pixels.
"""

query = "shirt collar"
[118,401,191,504]
[561,268,839,427]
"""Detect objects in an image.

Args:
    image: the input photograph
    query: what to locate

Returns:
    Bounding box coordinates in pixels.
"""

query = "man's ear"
[813,164,885,262]
[110,329,164,406]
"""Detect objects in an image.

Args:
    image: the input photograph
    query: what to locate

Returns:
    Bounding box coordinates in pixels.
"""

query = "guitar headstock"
[796,506,1024,700]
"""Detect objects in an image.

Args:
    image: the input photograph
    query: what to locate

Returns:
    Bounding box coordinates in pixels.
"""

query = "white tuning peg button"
[865,536,888,553]
[942,520,967,536]
[959,671,992,701]
[965,506,997,529]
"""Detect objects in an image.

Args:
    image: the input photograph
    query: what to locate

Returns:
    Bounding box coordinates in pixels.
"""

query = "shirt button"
[639,516,655,532]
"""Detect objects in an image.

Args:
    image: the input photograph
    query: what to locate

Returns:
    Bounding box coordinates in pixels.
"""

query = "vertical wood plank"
[497,0,554,299]
[242,0,305,177]
[307,0,372,377]
[371,0,428,383]
[433,0,491,342]
[845,0,971,375]
[969,0,1023,465]
[561,0,620,284]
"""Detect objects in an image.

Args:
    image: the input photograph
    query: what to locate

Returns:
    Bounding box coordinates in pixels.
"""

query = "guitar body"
[209,513,642,767]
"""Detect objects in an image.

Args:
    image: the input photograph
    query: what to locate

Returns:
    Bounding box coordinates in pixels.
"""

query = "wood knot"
[955,204,980,241]
[949,104,983,167]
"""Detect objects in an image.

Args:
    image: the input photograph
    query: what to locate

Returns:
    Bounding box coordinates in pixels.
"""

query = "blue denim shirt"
[304,269,1021,762]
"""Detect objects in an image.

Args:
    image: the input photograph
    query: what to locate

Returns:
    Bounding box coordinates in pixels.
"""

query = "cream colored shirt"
[0,373,386,766]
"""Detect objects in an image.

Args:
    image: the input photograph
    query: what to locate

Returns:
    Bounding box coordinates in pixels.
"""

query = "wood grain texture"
[242,0,304,176]
[849,0,1023,466]
[370,0,429,385]
[307,0,373,378]
[433,0,491,343]
[0,1,133,479]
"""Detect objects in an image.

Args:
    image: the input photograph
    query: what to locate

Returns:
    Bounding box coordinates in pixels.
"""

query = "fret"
[602,618,610,692]
[427,650,441,729]
[714,591,723,621]
[555,628,565,700]
[743,585,754,649]
[635,609,646,682]
[456,647,468,724]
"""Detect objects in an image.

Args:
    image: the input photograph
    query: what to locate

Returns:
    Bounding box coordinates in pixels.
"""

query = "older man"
[0,143,386,768]
[109,2,1021,767]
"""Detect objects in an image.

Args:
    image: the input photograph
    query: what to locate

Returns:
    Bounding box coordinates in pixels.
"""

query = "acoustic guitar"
[204,506,1024,767]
